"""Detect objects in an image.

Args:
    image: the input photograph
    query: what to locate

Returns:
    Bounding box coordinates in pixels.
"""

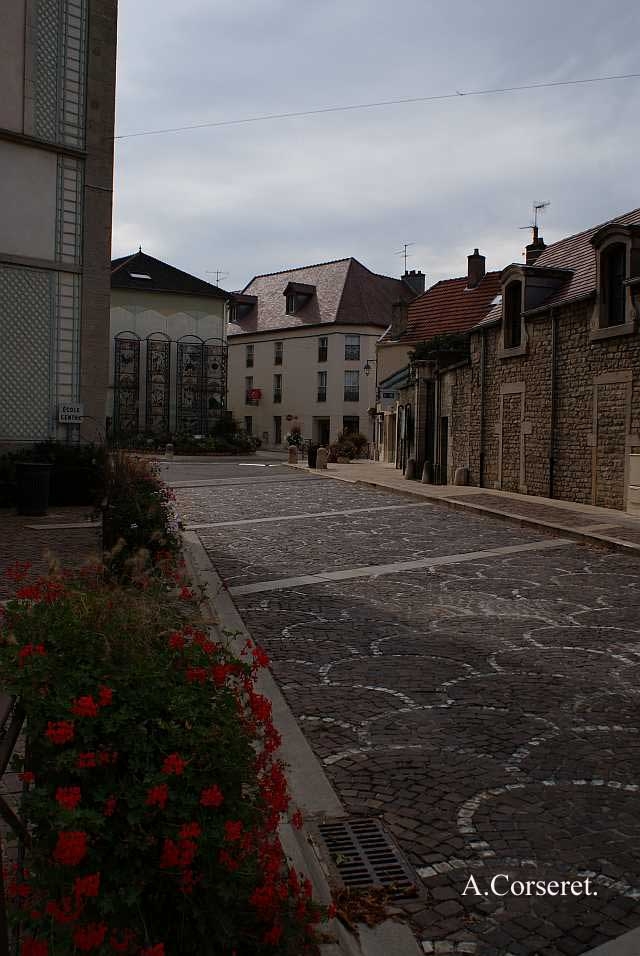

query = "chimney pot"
[403,269,425,296]
[467,249,486,288]
[526,234,546,265]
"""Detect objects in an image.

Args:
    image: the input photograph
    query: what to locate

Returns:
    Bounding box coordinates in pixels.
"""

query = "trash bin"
[307,444,319,469]
[16,462,53,516]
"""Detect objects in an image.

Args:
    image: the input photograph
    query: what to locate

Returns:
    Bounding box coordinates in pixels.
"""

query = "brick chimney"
[391,300,409,339]
[402,269,426,296]
[525,226,546,265]
[467,249,486,288]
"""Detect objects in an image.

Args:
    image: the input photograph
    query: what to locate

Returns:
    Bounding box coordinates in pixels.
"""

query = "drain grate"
[318,819,416,896]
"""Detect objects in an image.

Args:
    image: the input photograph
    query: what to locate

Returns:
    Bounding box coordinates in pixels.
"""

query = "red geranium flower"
[179,822,201,840]
[140,945,165,956]
[71,696,99,717]
[74,873,100,899]
[200,784,223,808]
[18,771,35,784]
[168,632,185,650]
[224,820,243,842]
[46,895,82,925]
[146,784,168,810]
[45,721,75,745]
[18,644,46,667]
[76,752,96,769]
[5,560,32,583]
[53,831,87,866]
[109,928,137,954]
[20,937,48,956]
[103,795,117,817]
[263,924,283,946]
[161,753,186,776]
[98,686,113,707]
[73,922,107,952]
[56,786,81,810]
[185,666,207,684]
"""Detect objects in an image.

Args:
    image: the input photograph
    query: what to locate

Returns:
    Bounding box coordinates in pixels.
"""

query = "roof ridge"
[539,206,640,255]
[246,256,352,283]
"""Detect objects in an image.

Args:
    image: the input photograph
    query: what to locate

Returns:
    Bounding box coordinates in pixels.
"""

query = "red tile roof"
[228,258,412,336]
[384,271,502,344]
[478,206,640,327]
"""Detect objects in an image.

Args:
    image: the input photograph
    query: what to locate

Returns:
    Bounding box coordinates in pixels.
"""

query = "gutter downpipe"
[549,307,557,499]
[479,330,485,487]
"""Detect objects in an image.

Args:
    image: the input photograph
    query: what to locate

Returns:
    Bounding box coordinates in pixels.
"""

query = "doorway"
[314,417,330,446]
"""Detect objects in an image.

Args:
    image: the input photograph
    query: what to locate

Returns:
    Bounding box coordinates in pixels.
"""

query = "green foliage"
[0,572,324,955]
[0,442,106,508]
[409,332,470,363]
[101,453,181,577]
[330,431,369,461]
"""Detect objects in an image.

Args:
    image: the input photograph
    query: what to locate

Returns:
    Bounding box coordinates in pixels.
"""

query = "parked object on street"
[405,458,417,480]
[288,445,298,465]
[15,462,52,516]
[421,461,432,483]
[454,466,468,486]
[316,446,329,470]
[307,443,319,469]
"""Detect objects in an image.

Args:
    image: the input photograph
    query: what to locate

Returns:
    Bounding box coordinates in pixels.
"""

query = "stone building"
[375,251,501,471]
[0,0,118,447]
[227,259,416,448]
[109,251,229,438]
[395,209,640,514]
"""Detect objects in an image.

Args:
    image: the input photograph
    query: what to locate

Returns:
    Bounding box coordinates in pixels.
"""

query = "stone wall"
[441,296,640,511]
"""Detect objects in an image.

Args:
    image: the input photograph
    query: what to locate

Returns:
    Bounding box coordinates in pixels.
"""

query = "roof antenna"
[520,200,550,244]
[206,269,229,286]
[394,242,415,273]
[138,244,142,253]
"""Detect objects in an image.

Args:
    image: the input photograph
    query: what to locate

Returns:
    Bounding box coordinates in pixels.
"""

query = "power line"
[114,71,640,142]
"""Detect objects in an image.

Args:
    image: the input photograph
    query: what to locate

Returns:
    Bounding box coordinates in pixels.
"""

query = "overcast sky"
[112,0,639,292]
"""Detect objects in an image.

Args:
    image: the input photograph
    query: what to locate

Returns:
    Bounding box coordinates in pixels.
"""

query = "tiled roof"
[227,258,412,336]
[383,271,502,344]
[477,206,640,328]
[111,251,228,298]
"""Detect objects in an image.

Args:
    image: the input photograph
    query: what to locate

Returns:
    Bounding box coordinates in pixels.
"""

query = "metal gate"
[203,338,227,431]
[145,334,171,435]
[113,333,140,435]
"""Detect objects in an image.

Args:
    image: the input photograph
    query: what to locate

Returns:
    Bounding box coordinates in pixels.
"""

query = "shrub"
[331,431,369,461]
[0,571,325,954]
[0,443,106,508]
[102,453,181,577]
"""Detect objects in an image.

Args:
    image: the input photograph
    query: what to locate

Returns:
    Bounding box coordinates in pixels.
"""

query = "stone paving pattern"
[0,507,101,600]
[172,464,640,956]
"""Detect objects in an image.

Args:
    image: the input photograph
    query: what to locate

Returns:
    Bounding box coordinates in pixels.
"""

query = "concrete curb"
[582,925,640,956]
[181,531,423,956]
[287,464,640,558]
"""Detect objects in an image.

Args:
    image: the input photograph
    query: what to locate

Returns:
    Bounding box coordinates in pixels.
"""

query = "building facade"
[0,0,118,447]
[227,258,415,448]
[109,251,229,438]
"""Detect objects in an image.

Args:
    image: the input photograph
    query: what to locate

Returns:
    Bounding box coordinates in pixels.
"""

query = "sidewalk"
[0,506,101,600]
[292,460,640,556]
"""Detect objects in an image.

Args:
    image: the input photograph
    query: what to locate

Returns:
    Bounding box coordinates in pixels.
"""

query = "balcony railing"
[274,353,283,365]
[273,390,282,404]
[317,388,327,402]
[344,346,360,361]
[245,393,259,406]
[246,357,254,368]
[343,388,359,402]
[318,347,328,362]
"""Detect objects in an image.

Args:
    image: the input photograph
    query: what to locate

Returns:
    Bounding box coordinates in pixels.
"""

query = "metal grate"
[318,819,416,896]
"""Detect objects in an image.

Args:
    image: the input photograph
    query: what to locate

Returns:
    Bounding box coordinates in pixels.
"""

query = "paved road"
[165,458,640,956]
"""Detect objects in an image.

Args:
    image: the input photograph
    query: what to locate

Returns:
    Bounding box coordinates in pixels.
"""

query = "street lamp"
[363,359,376,377]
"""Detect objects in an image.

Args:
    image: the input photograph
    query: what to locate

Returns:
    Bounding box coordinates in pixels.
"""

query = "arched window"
[503,280,522,349]
[601,243,626,327]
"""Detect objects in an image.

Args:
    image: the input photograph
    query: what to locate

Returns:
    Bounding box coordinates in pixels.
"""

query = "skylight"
[490,294,503,306]
[129,273,152,280]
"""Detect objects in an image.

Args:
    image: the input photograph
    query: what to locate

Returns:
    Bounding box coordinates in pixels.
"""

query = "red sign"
[247,388,262,401]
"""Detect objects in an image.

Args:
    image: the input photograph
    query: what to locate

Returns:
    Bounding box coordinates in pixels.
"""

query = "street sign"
[58,403,84,423]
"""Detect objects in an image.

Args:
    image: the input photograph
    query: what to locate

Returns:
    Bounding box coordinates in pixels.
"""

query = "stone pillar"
[316,447,329,470]
[287,445,298,465]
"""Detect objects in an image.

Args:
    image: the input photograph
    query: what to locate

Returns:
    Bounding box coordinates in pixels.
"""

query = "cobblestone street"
[167,459,640,956]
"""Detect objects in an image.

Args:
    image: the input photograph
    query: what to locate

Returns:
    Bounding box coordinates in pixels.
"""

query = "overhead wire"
[114,71,640,141]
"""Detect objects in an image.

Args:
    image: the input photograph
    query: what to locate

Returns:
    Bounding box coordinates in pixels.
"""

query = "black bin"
[16,462,53,516]
[307,444,319,469]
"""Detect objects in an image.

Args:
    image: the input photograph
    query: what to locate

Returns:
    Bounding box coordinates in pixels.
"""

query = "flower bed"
[0,564,326,954]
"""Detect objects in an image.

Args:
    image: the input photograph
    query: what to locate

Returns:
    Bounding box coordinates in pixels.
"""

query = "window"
[318,336,328,362]
[317,371,327,402]
[244,416,253,434]
[273,374,282,404]
[274,341,283,365]
[503,280,522,349]
[601,243,627,327]
[273,416,282,444]
[286,293,297,315]
[245,375,257,405]
[344,370,359,402]
[345,334,360,361]
[343,416,360,435]
[245,344,254,368]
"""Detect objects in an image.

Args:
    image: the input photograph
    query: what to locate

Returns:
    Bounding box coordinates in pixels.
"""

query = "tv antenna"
[206,268,229,286]
[395,242,415,272]
[520,200,550,242]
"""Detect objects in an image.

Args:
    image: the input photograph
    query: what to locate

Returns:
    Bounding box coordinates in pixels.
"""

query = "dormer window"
[601,243,626,327]
[503,280,523,349]
[283,281,315,315]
